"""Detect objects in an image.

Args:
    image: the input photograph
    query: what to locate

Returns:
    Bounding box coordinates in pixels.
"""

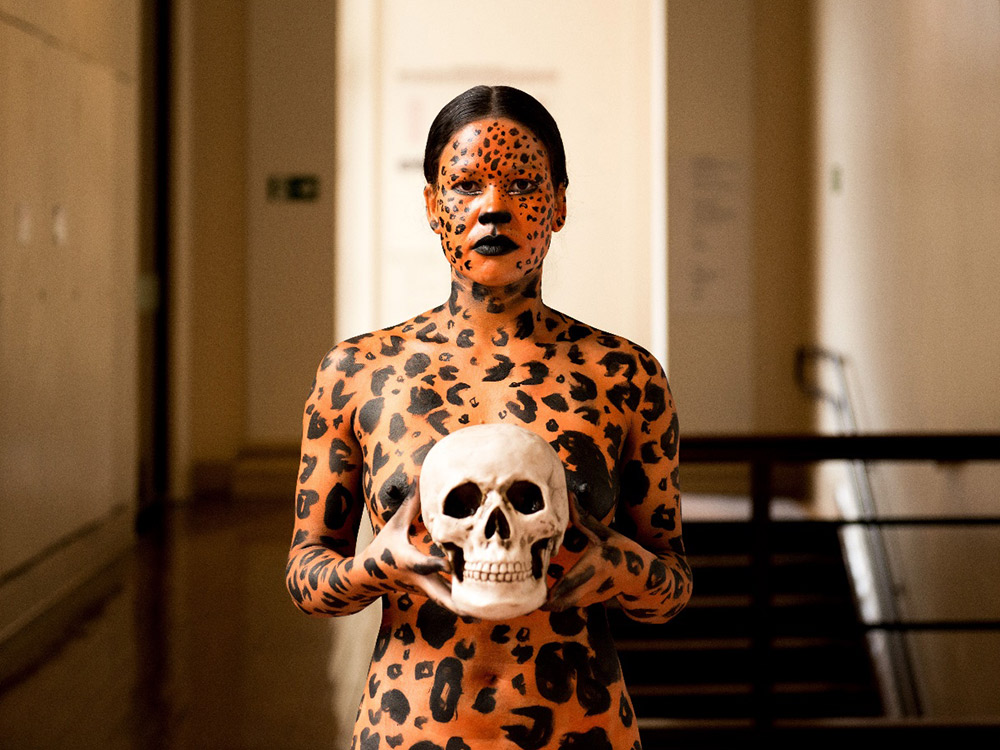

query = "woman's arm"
[286,344,454,617]
[546,352,692,623]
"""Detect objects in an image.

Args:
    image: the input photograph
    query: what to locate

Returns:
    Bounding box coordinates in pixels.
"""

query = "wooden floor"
[0,499,345,750]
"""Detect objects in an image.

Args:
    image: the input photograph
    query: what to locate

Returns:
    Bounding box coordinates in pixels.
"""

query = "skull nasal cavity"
[484,508,511,540]
[443,482,482,518]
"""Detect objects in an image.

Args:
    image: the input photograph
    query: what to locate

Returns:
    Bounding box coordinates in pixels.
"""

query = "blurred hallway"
[0,499,340,750]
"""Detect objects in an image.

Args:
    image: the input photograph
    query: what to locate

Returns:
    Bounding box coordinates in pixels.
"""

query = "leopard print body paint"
[287,117,690,750]
[424,118,566,290]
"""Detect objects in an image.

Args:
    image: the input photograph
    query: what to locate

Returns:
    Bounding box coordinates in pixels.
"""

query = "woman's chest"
[354,359,630,523]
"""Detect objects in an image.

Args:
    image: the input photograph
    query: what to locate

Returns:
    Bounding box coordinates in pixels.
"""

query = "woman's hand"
[358,487,462,613]
[545,495,636,611]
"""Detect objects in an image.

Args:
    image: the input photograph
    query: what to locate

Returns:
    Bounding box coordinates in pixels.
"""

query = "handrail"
[682,433,1000,462]
[679,432,1000,731]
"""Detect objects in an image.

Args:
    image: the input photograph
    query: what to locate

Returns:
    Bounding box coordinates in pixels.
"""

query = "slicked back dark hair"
[423,85,568,188]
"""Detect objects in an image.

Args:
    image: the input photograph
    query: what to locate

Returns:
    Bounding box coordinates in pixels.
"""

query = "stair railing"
[795,345,921,716]
[681,433,1000,739]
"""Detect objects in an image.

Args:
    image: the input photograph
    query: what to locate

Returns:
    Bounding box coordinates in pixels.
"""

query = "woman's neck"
[439,270,549,341]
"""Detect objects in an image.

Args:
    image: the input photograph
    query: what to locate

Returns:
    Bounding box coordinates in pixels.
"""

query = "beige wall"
[814,0,1000,716]
[170,0,336,499]
[0,0,139,640]
[668,0,814,441]
[169,0,248,498]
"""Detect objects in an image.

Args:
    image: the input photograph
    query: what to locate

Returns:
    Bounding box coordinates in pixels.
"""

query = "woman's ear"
[424,183,443,235]
[552,184,567,232]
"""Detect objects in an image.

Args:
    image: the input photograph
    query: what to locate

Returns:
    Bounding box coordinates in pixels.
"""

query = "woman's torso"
[344,304,654,749]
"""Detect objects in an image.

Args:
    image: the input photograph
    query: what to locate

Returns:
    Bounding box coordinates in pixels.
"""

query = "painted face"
[424,117,566,288]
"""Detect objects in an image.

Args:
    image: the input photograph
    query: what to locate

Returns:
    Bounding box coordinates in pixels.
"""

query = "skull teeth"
[462,560,532,583]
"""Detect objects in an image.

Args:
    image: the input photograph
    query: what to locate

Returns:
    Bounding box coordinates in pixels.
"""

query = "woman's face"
[424,117,566,289]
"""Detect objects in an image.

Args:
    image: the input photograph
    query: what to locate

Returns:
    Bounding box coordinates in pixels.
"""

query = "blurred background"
[1,0,998,748]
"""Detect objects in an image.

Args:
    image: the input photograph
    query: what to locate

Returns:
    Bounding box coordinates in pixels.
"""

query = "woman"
[287,85,691,750]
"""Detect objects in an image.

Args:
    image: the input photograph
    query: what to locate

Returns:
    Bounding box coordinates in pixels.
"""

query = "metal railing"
[681,432,1000,739]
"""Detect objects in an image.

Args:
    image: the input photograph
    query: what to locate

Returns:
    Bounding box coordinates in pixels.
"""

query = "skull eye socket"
[507,480,545,514]
[443,482,483,518]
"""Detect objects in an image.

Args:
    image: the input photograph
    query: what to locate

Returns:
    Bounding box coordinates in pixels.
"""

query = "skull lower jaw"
[452,577,547,620]
[445,540,555,619]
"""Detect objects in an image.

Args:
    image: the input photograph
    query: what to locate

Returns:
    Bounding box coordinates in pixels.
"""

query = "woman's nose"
[478,186,512,226]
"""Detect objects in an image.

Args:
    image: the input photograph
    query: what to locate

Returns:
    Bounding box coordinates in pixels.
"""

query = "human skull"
[420,424,568,619]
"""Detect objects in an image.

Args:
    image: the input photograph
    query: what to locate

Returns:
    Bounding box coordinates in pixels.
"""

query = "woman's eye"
[509,179,538,195]
[452,180,481,195]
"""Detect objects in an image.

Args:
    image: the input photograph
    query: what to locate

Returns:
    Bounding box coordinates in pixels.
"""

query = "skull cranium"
[419,424,568,619]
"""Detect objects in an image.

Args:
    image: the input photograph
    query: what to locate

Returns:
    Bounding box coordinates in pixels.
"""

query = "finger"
[569,494,602,545]
[413,571,464,615]
[545,562,596,611]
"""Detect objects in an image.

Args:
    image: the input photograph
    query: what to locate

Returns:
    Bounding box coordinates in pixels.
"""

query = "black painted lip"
[472,234,519,256]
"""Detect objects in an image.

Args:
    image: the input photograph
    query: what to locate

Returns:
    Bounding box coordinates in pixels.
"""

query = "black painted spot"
[380,689,410,725]
[415,661,434,679]
[330,379,353,410]
[299,453,317,483]
[429,657,464,722]
[661,411,679,460]
[380,336,405,357]
[555,727,612,750]
[416,600,459,649]
[307,411,328,439]
[408,742,442,750]
[359,398,385,433]
[483,354,515,382]
[337,347,365,377]
[417,323,448,344]
[445,739,471,750]
[490,624,511,643]
[329,438,357,474]
[446,382,470,406]
[408,387,444,415]
[454,639,476,660]
[388,413,407,442]
[597,351,637,379]
[620,460,649,507]
[393,623,415,646]
[512,673,526,694]
[619,692,635,727]
[550,431,616,519]
[647,559,668,590]
[512,644,534,663]
[514,309,535,338]
[568,372,598,402]
[368,670,382,697]
[359,727,381,750]
[542,393,569,412]
[651,504,677,531]
[456,329,474,348]
[371,366,395,397]
[387,663,403,679]
[472,687,497,714]
[404,353,432,378]
[549,608,586,636]
[534,643,575,703]
[501,705,554,750]
[296,489,320,519]
[323,485,354,529]
[507,390,538,423]
[606,381,641,413]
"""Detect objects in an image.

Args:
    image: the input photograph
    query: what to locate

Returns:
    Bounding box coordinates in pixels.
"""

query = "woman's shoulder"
[541,308,665,380]
[314,307,448,381]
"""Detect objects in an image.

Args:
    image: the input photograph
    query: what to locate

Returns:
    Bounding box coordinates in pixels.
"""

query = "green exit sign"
[267,174,320,202]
